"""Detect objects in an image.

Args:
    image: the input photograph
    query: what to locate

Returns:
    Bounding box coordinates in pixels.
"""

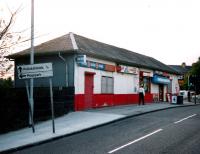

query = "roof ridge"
[69,32,78,50]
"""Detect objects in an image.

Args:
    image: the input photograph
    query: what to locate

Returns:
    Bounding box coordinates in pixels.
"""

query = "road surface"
[11,106,200,154]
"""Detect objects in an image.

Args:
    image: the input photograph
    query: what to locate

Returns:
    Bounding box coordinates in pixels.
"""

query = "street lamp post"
[29,0,35,133]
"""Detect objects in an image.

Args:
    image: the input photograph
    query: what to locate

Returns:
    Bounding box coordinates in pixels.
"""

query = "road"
[11,106,200,154]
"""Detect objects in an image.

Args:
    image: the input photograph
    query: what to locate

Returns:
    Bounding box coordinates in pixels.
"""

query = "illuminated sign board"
[143,72,153,77]
[77,59,115,72]
[152,75,170,85]
[117,65,139,74]
[76,55,87,65]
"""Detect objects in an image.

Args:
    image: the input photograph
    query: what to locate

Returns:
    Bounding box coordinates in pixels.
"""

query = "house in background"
[8,32,179,112]
[169,62,192,89]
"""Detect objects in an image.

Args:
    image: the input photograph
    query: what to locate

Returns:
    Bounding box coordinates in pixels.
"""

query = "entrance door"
[159,84,164,101]
[84,73,94,109]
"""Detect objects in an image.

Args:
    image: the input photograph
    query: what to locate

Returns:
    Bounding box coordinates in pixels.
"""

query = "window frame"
[101,76,114,94]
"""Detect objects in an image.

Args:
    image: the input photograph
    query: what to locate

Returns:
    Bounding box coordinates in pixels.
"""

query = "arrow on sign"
[18,67,22,73]
[17,63,53,79]
[19,74,26,79]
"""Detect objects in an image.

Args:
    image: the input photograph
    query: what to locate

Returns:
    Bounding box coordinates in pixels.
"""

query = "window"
[101,76,114,93]
[143,77,150,93]
[140,76,150,93]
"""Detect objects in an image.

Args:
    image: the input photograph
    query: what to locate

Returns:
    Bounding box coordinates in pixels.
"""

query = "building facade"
[8,33,180,112]
[169,63,192,90]
[74,56,179,110]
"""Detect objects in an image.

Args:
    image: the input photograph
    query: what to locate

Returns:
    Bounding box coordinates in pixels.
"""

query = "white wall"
[74,56,180,97]
[151,83,159,94]
[74,56,139,94]
[171,74,180,94]
[114,73,138,94]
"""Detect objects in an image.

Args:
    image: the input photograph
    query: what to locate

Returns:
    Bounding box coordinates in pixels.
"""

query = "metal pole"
[25,81,31,125]
[49,78,55,133]
[31,0,34,64]
[30,0,35,130]
[25,81,35,133]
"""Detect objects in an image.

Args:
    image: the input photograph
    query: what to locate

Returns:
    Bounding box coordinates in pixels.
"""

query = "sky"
[1,0,200,66]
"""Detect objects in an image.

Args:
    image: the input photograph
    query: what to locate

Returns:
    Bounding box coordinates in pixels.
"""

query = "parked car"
[179,90,188,99]
[179,90,195,100]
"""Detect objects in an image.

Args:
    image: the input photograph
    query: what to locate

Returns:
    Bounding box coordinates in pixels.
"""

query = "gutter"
[58,52,68,87]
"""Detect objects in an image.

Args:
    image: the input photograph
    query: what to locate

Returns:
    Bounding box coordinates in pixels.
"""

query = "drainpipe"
[58,52,68,87]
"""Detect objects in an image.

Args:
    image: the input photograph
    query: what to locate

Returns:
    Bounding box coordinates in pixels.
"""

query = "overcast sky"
[1,0,200,65]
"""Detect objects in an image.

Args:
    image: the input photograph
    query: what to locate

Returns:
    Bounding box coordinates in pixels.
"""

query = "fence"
[0,87,74,134]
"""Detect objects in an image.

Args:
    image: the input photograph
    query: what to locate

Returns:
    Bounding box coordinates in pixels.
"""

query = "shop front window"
[140,76,150,93]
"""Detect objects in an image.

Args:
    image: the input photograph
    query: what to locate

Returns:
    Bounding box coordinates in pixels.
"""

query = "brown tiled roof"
[7,34,74,58]
[74,34,178,74]
[8,33,178,74]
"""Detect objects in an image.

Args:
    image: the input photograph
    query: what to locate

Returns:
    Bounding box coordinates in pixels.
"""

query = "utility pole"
[29,0,35,133]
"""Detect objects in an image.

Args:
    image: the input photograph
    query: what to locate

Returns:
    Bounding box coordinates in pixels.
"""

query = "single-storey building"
[169,63,192,89]
[8,32,180,111]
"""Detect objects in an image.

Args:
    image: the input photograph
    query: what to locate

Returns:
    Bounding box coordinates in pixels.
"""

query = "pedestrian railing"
[191,95,200,103]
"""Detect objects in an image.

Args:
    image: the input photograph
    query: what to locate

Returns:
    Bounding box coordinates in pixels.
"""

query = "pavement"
[0,101,198,153]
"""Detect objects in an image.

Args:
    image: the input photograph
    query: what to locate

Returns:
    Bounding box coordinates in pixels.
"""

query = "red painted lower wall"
[75,93,153,111]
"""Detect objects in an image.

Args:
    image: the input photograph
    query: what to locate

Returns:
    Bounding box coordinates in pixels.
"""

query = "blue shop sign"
[98,63,105,70]
[90,61,96,69]
[152,75,170,84]
[77,58,106,71]
[76,55,87,65]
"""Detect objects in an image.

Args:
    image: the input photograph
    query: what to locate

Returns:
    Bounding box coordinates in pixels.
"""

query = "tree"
[0,77,13,89]
[190,57,200,75]
[188,57,200,94]
[0,6,22,79]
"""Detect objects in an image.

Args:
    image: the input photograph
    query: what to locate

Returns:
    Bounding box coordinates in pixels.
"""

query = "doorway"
[159,84,164,101]
[84,72,95,109]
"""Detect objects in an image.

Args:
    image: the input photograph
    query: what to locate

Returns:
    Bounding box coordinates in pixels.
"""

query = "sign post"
[49,78,55,133]
[25,81,35,133]
[17,63,55,133]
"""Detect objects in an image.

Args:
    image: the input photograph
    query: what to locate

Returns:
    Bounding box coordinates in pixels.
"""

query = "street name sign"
[17,63,53,79]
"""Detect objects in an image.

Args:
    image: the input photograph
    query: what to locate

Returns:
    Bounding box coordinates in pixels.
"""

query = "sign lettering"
[17,63,53,79]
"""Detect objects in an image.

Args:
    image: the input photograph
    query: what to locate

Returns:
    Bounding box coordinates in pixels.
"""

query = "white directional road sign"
[17,63,53,79]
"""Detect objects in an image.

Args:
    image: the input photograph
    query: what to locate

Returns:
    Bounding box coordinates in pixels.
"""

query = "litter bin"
[177,95,183,104]
[171,95,177,104]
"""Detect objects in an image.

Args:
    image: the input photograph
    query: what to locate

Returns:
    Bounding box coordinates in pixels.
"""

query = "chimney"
[181,62,186,68]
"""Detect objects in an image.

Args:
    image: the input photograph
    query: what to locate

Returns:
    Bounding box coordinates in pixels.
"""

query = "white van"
[179,90,188,99]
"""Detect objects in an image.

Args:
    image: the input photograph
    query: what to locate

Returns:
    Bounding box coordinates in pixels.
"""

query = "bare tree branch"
[0,5,22,40]
[0,6,23,78]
